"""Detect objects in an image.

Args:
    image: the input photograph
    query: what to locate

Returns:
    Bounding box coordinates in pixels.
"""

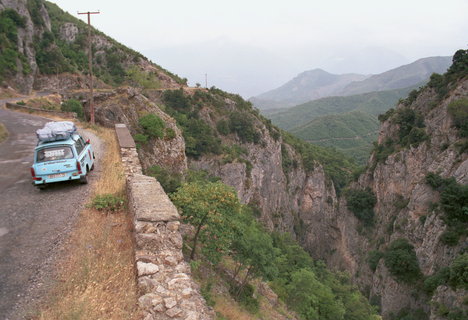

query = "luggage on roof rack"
[36,121,77,142]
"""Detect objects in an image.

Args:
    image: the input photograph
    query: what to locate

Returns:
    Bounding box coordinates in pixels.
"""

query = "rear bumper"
[33,172,81,185]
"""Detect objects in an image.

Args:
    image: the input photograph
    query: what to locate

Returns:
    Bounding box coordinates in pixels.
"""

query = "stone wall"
[115,124,214,320]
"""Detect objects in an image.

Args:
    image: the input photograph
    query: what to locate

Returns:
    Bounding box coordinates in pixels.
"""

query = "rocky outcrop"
[0,0,48,93]
[333,77,468,317]
[96,88,187,174]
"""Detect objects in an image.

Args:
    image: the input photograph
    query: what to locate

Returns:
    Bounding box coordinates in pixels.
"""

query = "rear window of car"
[36,146,74,163]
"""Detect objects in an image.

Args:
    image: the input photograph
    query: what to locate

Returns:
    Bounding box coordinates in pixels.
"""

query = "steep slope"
[0,0,184,94]
[267,85,416,131]
[327,50,467,319]
[250,69,368,110]
[340,56,452,96]
[290,110,379,164]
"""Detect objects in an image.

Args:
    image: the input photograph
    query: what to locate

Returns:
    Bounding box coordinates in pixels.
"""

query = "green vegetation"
[146,165,182,194]
[0,123,8,143]
[425,172,468,245]
[447,98,468,137]
[171,181,241,264]
[345,188,377,225]
[424,253,468,296]
[90,194,125,211]
[372,107,428,164]
[162,89,222,158]
[0,9,29,81]
[268,86,417,131]
[426,49,468,101]
[291,110,379,165]
[384,239,421,283]
[228,112,261,144]
[139,113,165,139]
[170,176,378,319]
[367,250,384,272]
[282,132,357,193]
[126,66,161,89]
[61,99,84,119]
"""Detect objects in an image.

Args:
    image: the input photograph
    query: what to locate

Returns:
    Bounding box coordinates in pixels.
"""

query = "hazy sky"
[51,0,467,96]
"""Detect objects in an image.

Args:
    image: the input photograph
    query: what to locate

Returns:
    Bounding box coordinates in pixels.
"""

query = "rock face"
[94,88,187,174]
[0,0,47,93]
[331,77,468,317]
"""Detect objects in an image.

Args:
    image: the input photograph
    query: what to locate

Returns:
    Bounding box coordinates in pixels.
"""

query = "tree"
[230,214,279,296]
[286,268,346,320]
[170,181,241,264]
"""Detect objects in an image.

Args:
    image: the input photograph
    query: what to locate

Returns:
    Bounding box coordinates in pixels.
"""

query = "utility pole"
[78,10,100,124]
[205,73,208,89]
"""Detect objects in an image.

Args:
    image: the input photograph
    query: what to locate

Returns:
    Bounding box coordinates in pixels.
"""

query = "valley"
[0,1,466,320]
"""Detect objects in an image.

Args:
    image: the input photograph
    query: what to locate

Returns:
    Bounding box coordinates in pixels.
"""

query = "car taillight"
[31,167,42,181]
[76,161,82,174]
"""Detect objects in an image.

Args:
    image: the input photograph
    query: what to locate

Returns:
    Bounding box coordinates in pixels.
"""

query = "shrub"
[216,119,229,135]
[138,114,165,139]
[61,99,84,119]
[384,238,421,283]
[440,229,460,246]
[436,178,467,225]
[423,267,450,295]
[447,98,468,137]
[146,165,182,194]
[228,112,260,144]
[164,127,176,140]
[162,89,191,111]
[368,250,384,272]
[448,253,468,290]
[133,133,148,144]
[345,188,377,225]
[378,108,395,122]
[91,194,125,211]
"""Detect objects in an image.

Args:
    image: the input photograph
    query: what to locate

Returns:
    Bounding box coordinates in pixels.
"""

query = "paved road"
[0,109,102,319]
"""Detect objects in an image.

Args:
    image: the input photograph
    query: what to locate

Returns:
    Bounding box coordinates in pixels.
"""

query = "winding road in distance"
[0,107,102,320]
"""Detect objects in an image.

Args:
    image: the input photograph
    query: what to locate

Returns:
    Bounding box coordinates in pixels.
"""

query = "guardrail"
[115,123,214,320]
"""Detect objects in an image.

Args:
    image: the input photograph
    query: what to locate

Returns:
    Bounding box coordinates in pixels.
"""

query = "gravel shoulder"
[0,109,104,320]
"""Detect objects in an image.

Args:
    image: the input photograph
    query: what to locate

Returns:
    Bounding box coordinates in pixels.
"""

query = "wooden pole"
[78,11,100,124]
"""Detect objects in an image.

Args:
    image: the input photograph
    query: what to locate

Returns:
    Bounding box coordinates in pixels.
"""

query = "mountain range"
[251,56,452,110]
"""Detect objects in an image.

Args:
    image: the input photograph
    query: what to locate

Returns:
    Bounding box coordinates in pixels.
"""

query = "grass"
[0,122,8,143]
[36,126,138,320]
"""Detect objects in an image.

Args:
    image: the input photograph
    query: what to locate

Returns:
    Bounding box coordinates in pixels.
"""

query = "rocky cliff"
[329,53,467,319]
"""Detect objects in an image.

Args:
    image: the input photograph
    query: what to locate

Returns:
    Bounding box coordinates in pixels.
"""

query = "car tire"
[37,184,47,190]
[91,162,95,171]
[79,173,88,184]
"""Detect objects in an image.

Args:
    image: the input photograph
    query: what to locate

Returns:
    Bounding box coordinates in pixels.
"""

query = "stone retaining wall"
[5,102,77,118]
[115,124,214,320]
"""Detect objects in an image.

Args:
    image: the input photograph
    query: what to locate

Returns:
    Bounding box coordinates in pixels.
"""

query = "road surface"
[0,108,102,319]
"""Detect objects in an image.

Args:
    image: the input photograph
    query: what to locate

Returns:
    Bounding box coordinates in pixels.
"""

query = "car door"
[74,138,87,173]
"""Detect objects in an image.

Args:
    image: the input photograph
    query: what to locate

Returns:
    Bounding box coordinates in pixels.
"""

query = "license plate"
[48,173,66,179]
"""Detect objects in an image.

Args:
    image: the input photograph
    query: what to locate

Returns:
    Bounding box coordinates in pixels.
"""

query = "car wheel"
[91,162,95,171]
[37,184,47,190]
[79,173,88,184]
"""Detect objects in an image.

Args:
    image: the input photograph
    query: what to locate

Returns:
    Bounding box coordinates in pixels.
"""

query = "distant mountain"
[339,56,452,96]
[252,56,452,110]
[250,69,368,109]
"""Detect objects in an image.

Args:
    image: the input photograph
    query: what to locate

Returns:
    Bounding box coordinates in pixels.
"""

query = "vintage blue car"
[31,132,95,189]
